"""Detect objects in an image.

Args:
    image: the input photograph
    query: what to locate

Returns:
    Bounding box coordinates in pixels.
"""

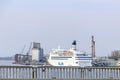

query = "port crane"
[25,43,32,64]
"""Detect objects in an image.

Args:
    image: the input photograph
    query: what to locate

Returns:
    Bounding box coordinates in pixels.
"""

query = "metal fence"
[0,66,120,80]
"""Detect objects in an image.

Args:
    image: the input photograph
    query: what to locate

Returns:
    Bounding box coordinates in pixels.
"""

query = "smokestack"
[72,40,77,50]
[91,36,95,58]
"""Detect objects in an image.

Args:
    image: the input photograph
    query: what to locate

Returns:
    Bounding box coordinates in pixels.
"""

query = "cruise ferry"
[47,41,92,67]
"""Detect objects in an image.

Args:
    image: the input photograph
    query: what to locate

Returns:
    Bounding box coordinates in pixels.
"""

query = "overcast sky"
[0,0,120,57]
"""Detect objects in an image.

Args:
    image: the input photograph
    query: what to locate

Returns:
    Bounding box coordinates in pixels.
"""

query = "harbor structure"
[32,42,44,62]
[14,54,32,64]
[91,35,96,59]
[14,43,32,64]
[14,42,44,64]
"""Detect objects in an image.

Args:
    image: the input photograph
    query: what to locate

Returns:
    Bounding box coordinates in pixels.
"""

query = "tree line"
[108,50,120,60]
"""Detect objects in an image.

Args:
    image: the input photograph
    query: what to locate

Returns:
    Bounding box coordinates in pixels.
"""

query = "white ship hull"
[47,50,92,67]
[47,40,92,67]
[48,59,92,67]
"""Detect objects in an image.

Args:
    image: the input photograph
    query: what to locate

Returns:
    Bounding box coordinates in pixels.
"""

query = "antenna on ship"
[72,40,77,50]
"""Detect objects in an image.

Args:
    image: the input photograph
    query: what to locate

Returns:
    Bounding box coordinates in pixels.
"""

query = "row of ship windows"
[51,57,71,60]
[51,57,92,58]
[51,57,92,60]
[51,57,72,58]
[51,59,92,60]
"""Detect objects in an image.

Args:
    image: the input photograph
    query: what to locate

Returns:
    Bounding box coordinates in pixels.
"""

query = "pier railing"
[0,66,120,80]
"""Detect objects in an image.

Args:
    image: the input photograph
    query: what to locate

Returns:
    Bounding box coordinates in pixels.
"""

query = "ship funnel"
[72,40,76,50]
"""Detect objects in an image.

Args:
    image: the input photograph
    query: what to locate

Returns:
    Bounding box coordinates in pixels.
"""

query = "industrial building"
[14,54,32,64]
[14,42,44,65]
[32,42,44,62]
